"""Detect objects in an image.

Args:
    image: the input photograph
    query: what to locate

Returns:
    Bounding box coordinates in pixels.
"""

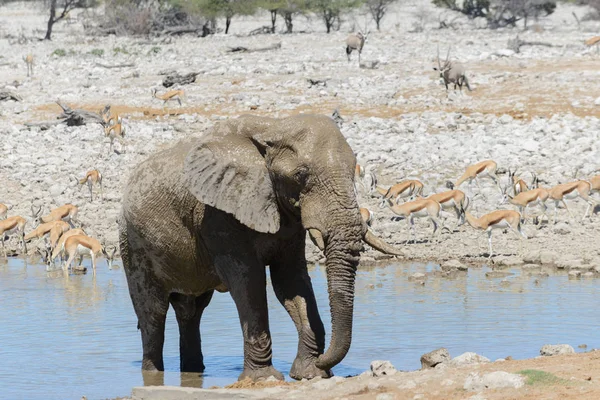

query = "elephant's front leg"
[214,254,284,381]
[270,241,331,380]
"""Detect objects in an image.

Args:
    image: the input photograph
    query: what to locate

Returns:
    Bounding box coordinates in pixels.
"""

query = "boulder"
[370,360,397,377]
[540,344,575,356]
[450,352,490,366]
[420,348,450,369]
[464,371,525,391]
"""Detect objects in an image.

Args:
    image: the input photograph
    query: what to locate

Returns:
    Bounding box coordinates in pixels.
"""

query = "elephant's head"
[183,114,402,372]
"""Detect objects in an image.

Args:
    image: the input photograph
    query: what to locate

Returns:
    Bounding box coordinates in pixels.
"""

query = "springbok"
[508,169,530,196]
[151,88,184,107]
[62,235,115,274]
[0,203,12,220]
[0,216,27,256]
[377,179,424,207]
[548,180,597,223]
[75,169,103,202]
[425,189,468,227]
[25,220,70,248]
[450,160,501,194]
[50,227,86,266]
[23,54,33,77]
[34,204,79,228]
[104,123,125,155]
[386,198,447,244]
[499,185,550,226]
[433,46,472,92]
[99,105,121,127]
[360,207,374,227]
[460,208,526,259]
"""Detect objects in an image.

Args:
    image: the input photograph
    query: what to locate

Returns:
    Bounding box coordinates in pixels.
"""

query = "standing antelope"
[104,123,125,155]
[508,169,530,196]
[585,36,600,54]
[355,164,377,194]
[345,31,368,64]
[386,198,446,244]
[499,186,550,225]
[35,204,79,227]
[75,169,103,202]
[23,54,33,77]
[425,189,468,227]
[461,208,526,259]
[589,174,600,194]
[0,216,27,256]
[100,105,121,127]
[433,47,471,92]
[0,203,12,220]
[548,180,597,223]
[62,235,114,274]
[50,228,86,266]
[151,88,184,107]
[377,179,424,207]
[450,160,501,194]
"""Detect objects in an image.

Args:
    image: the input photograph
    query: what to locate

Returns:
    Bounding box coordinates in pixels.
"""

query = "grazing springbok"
[0,203,12,220]
[34,204,79,227]
[75,169,103,202]
[62,235,115,274]
[345,31,368,64]
[548,180,597,223]
[425,189,468,227]
[0,216,27,256]
[386,197,447,244]
[499,185,550,226]
[460,208,526,259]
[151,88,184,107]
[377,179,425,207]
[433,47,472,92]
[23,54,33,77]
[450,160,501,194]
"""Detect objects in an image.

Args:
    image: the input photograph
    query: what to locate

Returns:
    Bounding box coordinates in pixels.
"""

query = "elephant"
[119,114,404,382]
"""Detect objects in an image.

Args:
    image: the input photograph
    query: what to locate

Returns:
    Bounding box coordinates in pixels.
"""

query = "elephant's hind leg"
[170,291,214,372]
[270,250,330,380]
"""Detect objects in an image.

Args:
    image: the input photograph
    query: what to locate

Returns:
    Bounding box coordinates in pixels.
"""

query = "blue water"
[0,258,598,400]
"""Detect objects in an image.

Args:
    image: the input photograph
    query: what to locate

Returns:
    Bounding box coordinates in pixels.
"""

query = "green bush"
[89,48,104,56]
[52,48,67,57]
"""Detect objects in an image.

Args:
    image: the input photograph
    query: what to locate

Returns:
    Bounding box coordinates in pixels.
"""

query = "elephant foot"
[238,365,284,382]
[289,356,332,380]
[142,358,164,372]
[180,358,205,373]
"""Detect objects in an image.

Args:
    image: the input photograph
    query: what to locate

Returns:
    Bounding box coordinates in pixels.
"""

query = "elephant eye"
[293,167,309,184]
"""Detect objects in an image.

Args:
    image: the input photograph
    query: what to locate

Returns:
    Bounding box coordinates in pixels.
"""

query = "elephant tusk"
[308,228,325,251]
[363,228,404,257]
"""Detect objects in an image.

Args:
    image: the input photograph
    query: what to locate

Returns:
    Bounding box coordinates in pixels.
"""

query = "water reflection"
[0,258,598,400]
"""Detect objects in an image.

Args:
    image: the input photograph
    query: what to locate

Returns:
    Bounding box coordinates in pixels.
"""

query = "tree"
[366,0,395,30]
[45,0,78,40]
[258,0,286,32]
[190,0,257,34]
[280,0,308,33]
[309,0,364,33]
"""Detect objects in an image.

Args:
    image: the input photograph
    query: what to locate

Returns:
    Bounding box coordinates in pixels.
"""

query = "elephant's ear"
[183,133,280,234]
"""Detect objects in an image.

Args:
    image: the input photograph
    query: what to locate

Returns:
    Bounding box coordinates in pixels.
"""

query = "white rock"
[540,344,575,356]
[450,352,490,366]
[370,360,397,377]
[464,371,525,391]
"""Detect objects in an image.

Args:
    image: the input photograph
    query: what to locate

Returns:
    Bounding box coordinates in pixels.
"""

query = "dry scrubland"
[1,1,600,398]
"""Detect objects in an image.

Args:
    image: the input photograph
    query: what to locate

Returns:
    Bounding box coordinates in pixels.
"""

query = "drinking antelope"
[377,179,424,207]
[433,47,471,92]
[25,220,70,247]
[23,54,33,77]
[346,31,367,64]
[35,204,79,227]
[425,189,468,227]
[104,123,125,155]
[548,180,597,223]
[151,88,184,107]
[450,160,501,194]
[51,227,86,266]
[48,221,73,250]
[461,208,526,259]
[386,198,446,244]
[499,185,550,226]
[0,216,27,256]
[75,169,103,202]
[62,235,115,274]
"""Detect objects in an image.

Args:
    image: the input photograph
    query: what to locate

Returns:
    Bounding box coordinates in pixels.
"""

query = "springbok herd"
[356,160,600,259]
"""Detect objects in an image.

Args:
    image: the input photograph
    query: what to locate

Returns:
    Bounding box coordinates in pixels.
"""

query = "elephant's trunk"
[315,213,362,371]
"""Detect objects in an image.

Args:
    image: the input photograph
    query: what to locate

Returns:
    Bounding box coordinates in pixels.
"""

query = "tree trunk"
[270,10,277,33]
[45,0,57,40]
[225,16,232,34]
[284,12,293,33]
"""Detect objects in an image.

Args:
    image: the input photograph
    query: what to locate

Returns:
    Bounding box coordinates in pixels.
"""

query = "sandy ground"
[1,1,600,398]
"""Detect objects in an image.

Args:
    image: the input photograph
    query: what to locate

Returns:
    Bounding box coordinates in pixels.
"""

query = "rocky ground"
[1,1,600,398]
